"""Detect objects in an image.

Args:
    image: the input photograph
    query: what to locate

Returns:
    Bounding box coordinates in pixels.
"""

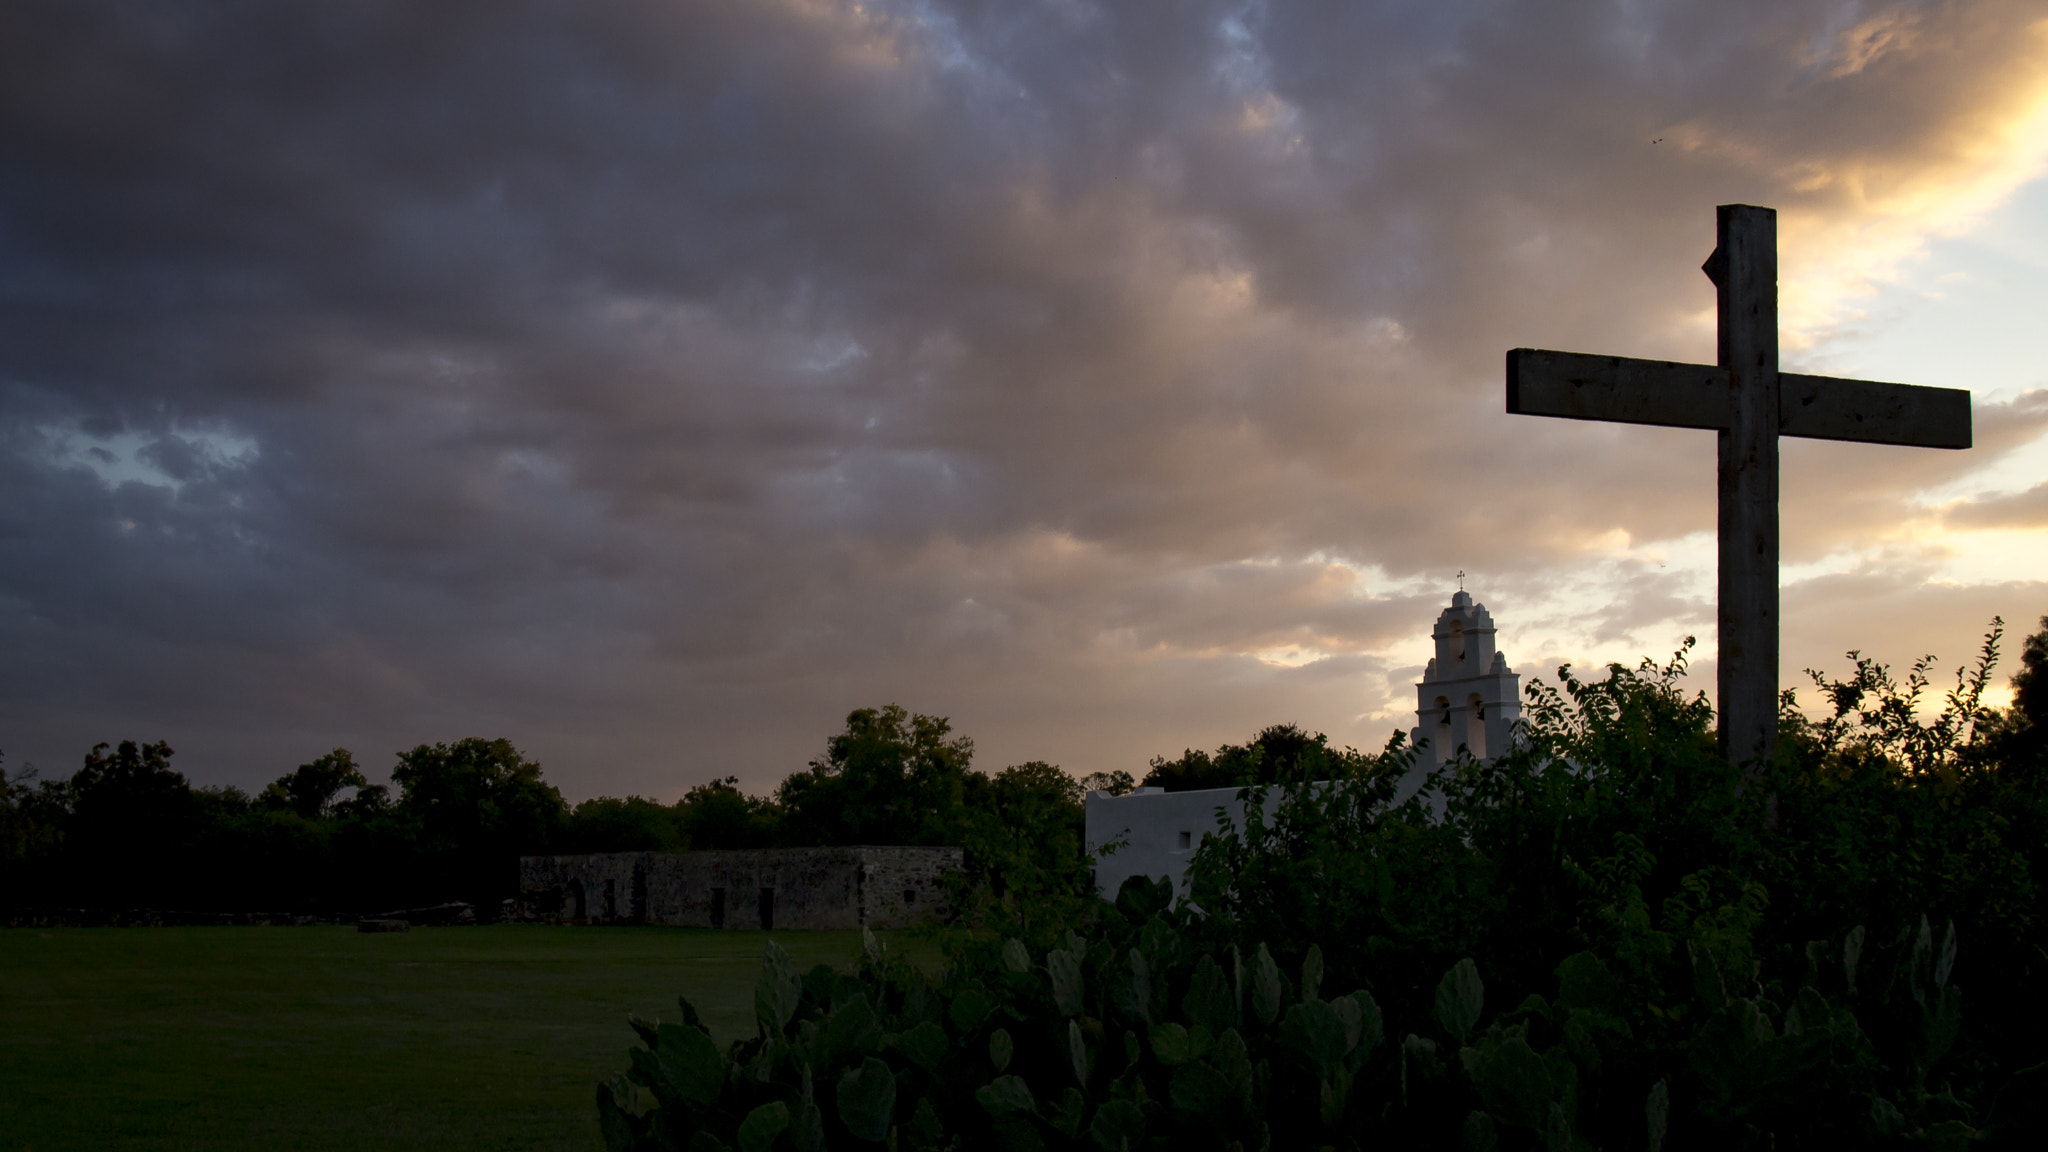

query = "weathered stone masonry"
[517,846,961,929]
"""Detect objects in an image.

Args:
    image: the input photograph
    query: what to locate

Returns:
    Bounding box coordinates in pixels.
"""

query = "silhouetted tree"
[0,755,71,894]
[1077,769,1135,795]
[2013,614,2048,730]
[958,760,1090,931]
[675,776,779,849]
[1141,723,1362,791]
[777,705,974,846]
[66,740,195,906]
[566,795,685,853]
[391,737,568,907]
[189,782,332,911]
[260,748,368,820]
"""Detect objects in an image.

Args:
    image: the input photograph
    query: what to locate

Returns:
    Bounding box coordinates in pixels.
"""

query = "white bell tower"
[1410,588,1521,767]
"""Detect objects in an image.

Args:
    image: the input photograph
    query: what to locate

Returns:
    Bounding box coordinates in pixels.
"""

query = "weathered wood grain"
[1711,204,1780,771]
[1505,349,1727,429]
[1506,356,1972,450]
[1779,374,1971,449]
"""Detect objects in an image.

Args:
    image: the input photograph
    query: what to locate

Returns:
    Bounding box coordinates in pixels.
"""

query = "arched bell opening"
[1466,693,1488,760]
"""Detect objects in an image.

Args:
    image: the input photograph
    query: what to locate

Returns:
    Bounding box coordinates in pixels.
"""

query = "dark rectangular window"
[710,887,726,929]
[1178,831,1192,849]
[758,887,775,931]
[903,888,916,905]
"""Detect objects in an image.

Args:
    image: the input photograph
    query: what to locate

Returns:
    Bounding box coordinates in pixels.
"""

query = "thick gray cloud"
[5,0,2046,795]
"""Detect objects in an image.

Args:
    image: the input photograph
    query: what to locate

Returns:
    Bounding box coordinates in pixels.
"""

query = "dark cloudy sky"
[7,0,2048,798]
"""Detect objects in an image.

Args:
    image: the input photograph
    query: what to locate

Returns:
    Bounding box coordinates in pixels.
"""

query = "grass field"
[2,924,925,1152]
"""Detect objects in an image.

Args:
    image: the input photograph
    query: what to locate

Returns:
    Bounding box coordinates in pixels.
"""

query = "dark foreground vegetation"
[602,619,2048,1150]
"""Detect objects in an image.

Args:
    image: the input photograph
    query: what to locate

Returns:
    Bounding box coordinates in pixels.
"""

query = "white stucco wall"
[1084,765,1440,903]
[1085,785,1283,901]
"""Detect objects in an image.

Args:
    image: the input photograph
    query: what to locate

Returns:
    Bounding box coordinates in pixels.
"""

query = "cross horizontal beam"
[1507,348,1971,449]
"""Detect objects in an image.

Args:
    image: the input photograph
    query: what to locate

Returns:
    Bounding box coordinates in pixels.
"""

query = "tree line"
[0,701,1344,917]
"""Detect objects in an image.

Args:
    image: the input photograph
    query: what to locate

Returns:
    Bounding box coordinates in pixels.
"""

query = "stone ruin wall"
[518,846,962,930]
[856,846,956,928]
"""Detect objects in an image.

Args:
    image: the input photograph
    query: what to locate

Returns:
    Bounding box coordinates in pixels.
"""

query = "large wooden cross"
[1506,204,1972,767]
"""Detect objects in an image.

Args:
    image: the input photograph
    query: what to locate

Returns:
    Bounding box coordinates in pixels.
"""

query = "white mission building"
[1086,588,1523,900]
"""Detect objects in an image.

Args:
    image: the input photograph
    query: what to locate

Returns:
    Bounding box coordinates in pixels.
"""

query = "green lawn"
[1,924,921,1152]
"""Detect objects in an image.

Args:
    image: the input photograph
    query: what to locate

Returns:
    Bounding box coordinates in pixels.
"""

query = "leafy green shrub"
[1172,629,2047,1147]
[601,621,2048,1148]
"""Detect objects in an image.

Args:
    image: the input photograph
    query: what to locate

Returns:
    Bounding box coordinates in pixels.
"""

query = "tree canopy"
[776,705,977,847]
[1140,722,1367,791]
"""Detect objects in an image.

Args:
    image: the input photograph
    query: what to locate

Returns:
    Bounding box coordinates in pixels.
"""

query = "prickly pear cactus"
[601,885,1978,1150]
[600,879,1404,1150]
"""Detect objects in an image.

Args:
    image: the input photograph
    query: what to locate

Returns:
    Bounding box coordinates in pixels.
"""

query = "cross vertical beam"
[1710,205,1779,768]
